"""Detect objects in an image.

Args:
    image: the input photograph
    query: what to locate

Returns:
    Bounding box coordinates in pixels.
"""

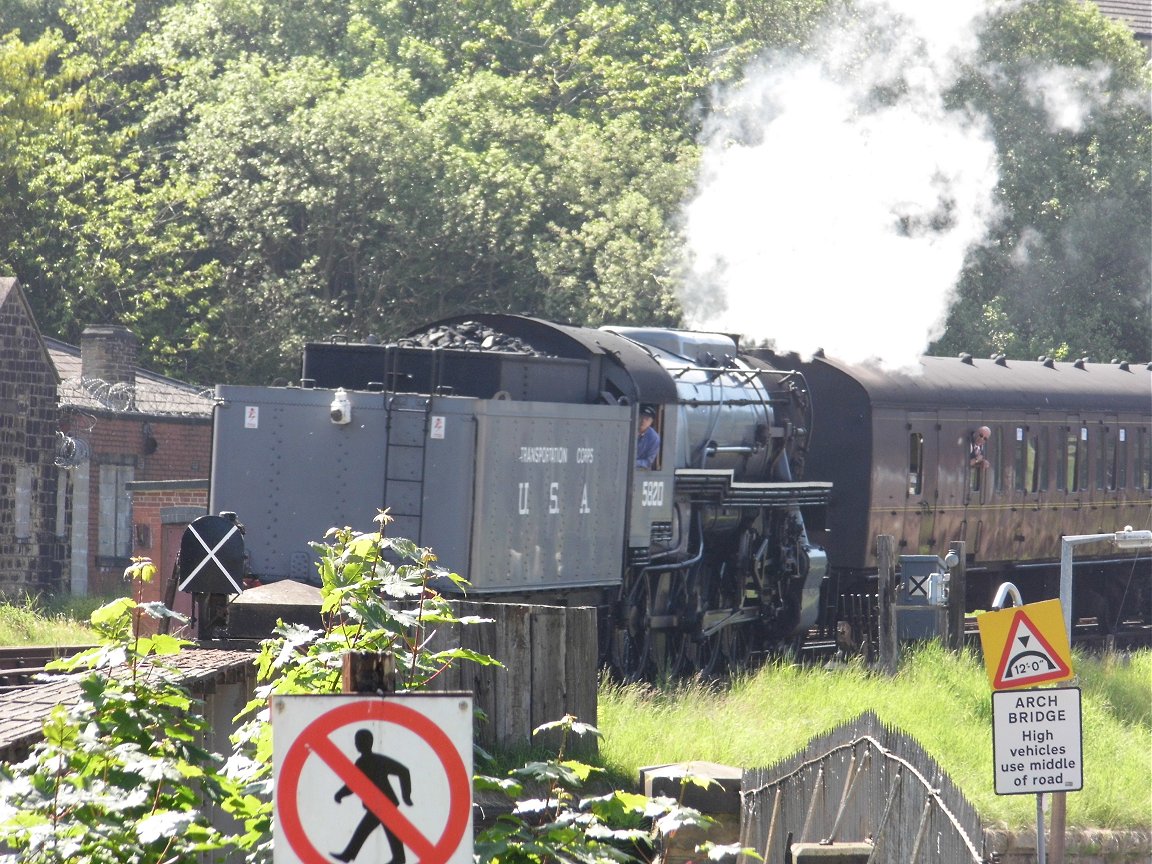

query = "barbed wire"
[55,431,91,469]
[58,376,214,416]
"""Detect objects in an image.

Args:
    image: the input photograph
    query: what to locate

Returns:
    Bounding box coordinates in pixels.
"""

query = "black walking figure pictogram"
[331,728,414,863]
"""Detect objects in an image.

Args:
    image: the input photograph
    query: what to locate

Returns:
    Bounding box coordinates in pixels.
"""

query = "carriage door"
[906,413,941,555]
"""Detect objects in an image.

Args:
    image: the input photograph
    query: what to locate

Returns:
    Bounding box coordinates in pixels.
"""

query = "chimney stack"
[80,325,138,388]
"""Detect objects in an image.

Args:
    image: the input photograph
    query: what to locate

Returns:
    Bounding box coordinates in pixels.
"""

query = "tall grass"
[598,644,1152,830]
[0,595,101,646]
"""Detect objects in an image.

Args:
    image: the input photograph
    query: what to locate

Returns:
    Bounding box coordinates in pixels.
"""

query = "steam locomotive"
[205,314,1151,675]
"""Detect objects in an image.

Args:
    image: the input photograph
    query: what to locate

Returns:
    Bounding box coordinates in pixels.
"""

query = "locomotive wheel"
[697,562,742,678]
[656,570,696,680]
[613,576,653,682]
[697,628,726,677]
[725,623,756,671]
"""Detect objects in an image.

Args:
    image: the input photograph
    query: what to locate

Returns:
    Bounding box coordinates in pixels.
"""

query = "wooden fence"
[425,601,600,752]
[740,711,986,864]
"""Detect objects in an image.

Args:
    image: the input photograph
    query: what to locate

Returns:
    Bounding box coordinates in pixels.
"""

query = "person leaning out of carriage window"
[636,405,661,469]
[969,426,991,470]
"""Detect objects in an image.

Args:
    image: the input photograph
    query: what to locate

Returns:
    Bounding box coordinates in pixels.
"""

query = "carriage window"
[1117,429,1128,489]
[908,432,923,496]
[1097,429,1118,490]
[1077,427,1089,490]
[1032,429,1048,493]
[992,427,1004,492]
[1139,429,1152,490]
[1060,429,1083,492]
[1096,428,1115,490]
[1013,427,1029,492]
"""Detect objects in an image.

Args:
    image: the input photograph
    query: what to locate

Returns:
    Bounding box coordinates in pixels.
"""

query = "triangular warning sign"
[992,608,1073,689]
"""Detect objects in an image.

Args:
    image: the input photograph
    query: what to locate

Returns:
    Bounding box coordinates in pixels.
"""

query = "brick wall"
[128,482,207,629]
[0,283,67,597]
[67,412,211,596]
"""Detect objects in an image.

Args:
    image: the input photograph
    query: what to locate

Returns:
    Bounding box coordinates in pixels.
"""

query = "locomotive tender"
[208,314,1152,675]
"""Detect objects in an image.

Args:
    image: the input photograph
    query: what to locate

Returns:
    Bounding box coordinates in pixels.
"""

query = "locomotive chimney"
[80,325,138,389]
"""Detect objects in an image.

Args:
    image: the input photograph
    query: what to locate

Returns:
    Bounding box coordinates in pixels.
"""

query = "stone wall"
[0,279,67,596]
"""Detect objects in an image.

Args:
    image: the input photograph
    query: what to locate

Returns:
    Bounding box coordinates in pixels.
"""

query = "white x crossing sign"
[179,514,246,594]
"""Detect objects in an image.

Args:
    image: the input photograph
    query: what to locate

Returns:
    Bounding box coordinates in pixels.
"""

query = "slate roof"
[1090,0,1152,38]
[44,336,215,418]
[0,647,257,764]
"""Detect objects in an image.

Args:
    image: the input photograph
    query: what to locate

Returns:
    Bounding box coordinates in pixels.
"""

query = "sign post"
[978,597,1082,864]
[272,693,474,864]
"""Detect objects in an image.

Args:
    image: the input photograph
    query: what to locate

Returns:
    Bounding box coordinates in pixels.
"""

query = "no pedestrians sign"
[272,693,473,864]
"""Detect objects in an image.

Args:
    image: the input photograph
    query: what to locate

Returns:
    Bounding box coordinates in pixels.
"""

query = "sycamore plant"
[0,581,235,862]
[0,511,714,864]
[226,512,717,863]
[475,715,726,864]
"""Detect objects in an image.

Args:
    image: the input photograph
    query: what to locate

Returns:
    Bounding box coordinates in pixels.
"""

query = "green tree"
[933,0,1151,362]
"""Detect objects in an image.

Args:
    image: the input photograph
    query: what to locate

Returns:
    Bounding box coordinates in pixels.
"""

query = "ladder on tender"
[383,395,430,543]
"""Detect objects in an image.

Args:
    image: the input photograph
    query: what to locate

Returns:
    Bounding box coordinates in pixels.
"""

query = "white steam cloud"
[679,0,1006,368]
[1022,62,1114,133]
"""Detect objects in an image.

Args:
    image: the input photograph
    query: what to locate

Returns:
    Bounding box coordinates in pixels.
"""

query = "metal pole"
[1036,794,1046,864]
[947,541,966,651]
[1059,533,1123,637]
[1058,538,1077,637]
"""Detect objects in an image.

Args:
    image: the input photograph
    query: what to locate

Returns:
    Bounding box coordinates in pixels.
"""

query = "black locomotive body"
[211,315,830,677]
[207,315,1152,672]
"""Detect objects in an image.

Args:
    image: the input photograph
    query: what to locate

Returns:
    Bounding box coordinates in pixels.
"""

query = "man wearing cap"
[636,405,661,469]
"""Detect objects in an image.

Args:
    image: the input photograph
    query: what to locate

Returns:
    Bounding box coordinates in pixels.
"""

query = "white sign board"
[272,693,473,864]
[992,686,1082,795]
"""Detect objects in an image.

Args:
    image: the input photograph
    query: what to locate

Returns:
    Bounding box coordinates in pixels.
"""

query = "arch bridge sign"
[976,598,1074,690]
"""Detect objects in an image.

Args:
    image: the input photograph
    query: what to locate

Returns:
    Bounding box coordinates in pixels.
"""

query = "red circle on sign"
[278,699,471,864]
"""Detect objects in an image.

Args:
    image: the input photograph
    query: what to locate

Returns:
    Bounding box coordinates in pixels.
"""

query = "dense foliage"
[0,0,1147,383]
[0,519,715,862]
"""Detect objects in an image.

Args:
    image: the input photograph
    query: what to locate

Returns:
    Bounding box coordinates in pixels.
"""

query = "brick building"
[0,278,68,596]
[0,277,215,600]
[48,325,215,597]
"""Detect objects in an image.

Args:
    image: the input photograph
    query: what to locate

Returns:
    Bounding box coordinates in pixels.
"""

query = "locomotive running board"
[674,469,832,508]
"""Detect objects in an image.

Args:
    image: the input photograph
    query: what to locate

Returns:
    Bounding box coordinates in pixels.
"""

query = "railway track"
[0,645,94,693]
[1,621,1147,692]
[793,618,1151,668]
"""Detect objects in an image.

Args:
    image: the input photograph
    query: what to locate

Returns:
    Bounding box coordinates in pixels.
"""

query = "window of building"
[98,464,135,560]
[15,465,32,541]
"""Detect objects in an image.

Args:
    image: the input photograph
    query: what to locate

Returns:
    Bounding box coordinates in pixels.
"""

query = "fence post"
[876,535,898,675]
[342,652,396,694]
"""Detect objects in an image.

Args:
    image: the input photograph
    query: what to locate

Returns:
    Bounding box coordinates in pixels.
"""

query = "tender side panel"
[394,396,478,577]
[468,401,631,592]
[210,386,390,583]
